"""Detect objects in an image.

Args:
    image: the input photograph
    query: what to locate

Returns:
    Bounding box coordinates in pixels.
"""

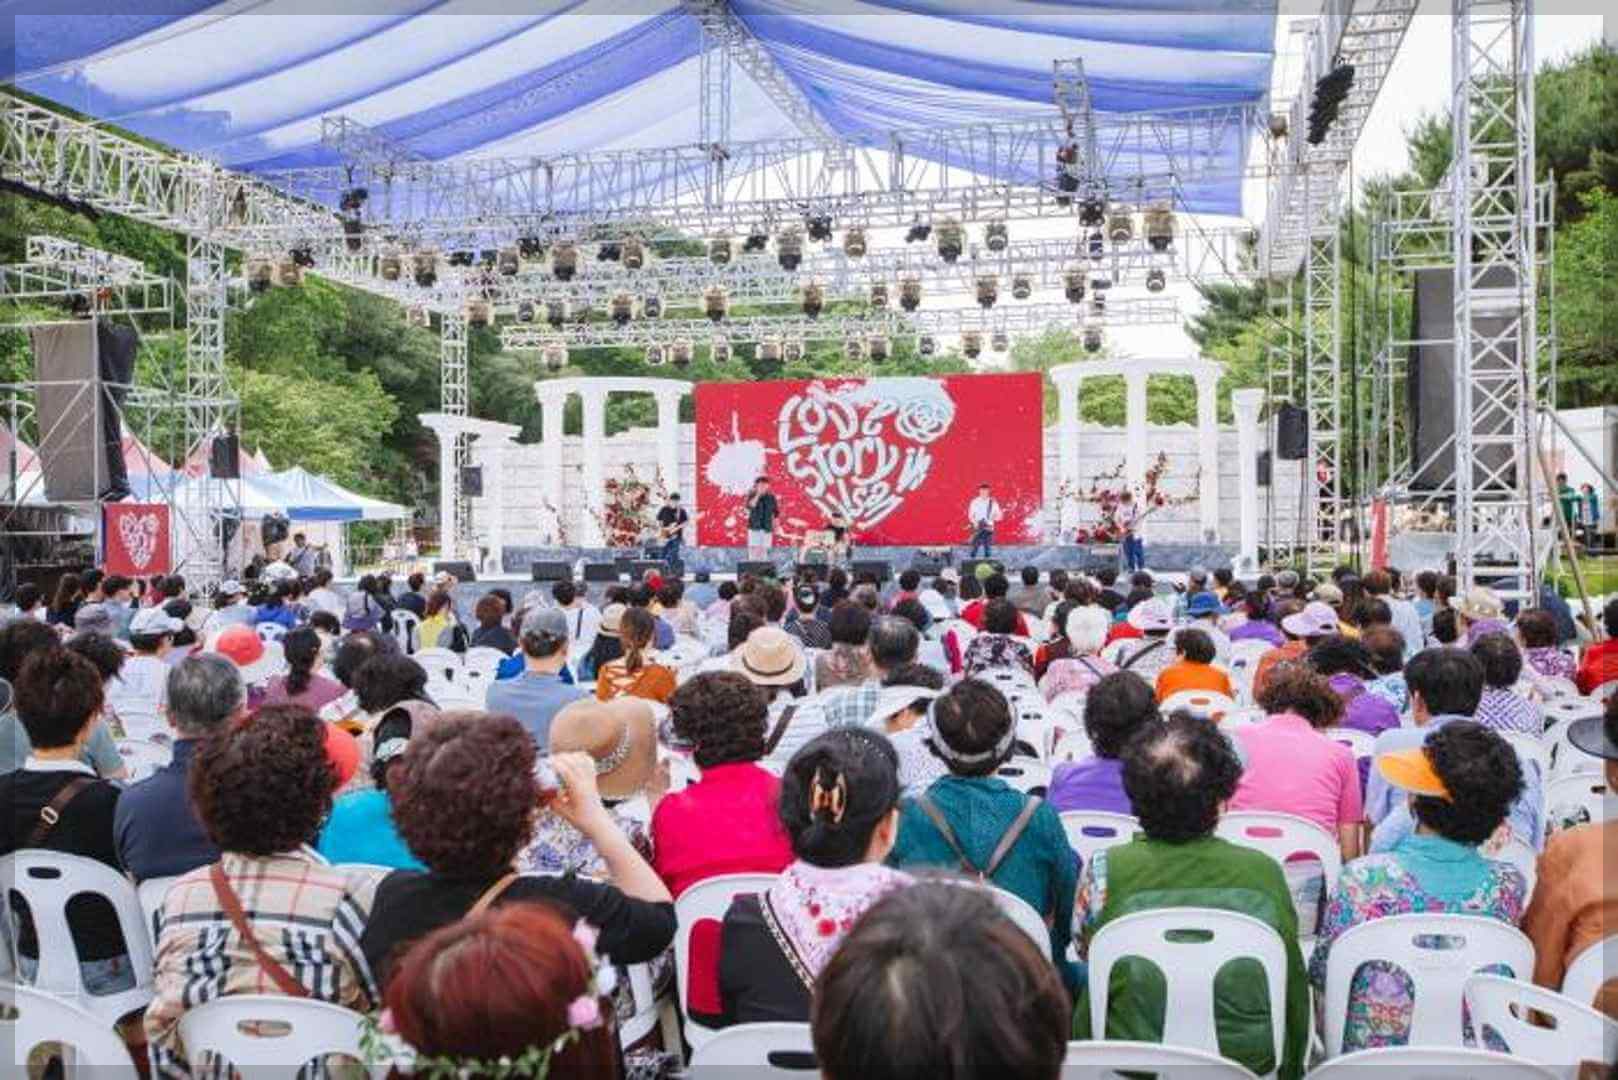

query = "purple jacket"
[1229,620,1285,647]
[1047,756,1132,816]
[1329,672,1403,791]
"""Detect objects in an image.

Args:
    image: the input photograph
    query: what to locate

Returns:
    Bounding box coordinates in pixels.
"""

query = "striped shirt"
[145,847,381,1078]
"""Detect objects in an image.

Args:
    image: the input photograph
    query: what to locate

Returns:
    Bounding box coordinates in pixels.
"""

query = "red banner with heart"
[695,373,1044,547]
[103,503,172,577]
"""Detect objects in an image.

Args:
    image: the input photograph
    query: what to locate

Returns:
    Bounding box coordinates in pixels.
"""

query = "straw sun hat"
[548,697,659,799]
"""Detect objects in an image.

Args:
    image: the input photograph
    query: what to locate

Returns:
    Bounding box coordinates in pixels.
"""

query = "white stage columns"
[1231,388,1266,572]
[419,413,521,563]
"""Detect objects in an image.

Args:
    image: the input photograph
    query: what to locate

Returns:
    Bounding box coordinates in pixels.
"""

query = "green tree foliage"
[1551,187,1618,407]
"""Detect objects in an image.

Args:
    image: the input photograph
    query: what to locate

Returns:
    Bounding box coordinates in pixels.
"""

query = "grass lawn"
[1547,553,1618,598]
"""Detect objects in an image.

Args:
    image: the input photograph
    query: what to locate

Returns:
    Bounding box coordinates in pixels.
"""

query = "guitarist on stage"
[1119,490,1147,571]
[655,492,691,572]
[966,483,1003,558]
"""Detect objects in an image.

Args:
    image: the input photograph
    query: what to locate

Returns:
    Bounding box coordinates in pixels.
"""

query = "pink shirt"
[1229,712,1362,834]
[651,762,792,898]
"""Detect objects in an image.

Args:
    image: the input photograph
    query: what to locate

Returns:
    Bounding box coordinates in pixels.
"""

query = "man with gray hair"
[113,654,244,882]
[818,615,922,728]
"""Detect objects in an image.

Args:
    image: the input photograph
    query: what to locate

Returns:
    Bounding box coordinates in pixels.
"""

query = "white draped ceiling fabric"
[4,0,1277,216]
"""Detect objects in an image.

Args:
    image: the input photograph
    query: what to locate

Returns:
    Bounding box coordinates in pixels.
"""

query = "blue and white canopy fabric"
[4,0,1276,214]
[268,466,410,522]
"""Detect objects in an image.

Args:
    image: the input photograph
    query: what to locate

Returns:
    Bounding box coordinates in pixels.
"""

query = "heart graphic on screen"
[117,512,161,571]
[775,379,956,531]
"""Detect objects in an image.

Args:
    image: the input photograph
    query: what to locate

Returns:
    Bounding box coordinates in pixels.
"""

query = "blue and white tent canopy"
[5,1,1276,215]
[268,466,410,522]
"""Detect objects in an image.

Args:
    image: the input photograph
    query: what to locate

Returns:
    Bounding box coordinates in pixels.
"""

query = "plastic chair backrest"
[1544,773,1612,832]
[1087,908,1289,1072]
[389,609,420,654]
[1047,690,1089,722]
[0,850,155,997]
[412,647,461,682]
[463,646,509,676]
[1013,707,1054,761]
[1161,689,1237,722]
[1059,811,1141,870]
[1561,934,1615,1009]
[687,1021,817,1077]
[0,982,139,1080]
[255,622,287,643]
[116,738,173,782]
[138,873,181,942]
[1215,811,1343,899]
[1322,727,1377,763]
[986,883,1050,953]
[1301,1046,1556,1080]
[1546,721,1605,781]
[1230,640,1275,668]
[1051,729,1095,764]
[1320,913,1535,1055]
[1463,974,1618,1079]
[176,994,368,1078]
[1592,678,1618,703]
[1500,731,1550,779]
[674,873,780,1051]
[995,756,1052,795]
[1061,1040,1259,1079]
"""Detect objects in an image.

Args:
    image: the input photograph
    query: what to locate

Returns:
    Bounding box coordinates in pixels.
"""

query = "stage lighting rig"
[1011,274,1032,301]
[743,227,770,253]
[1083,327,1104,354]
[869,282,889,309]
[711,335,732,363]
[406,305,430,328]
[597,242,621,263]
[759,337,784,363]
[496,247,520,277]
[552,243,578,281]
[276,258,304,287]
[1063,269,1086,304]
[1145,269,1167,294]
[542,343,568,373]
[991,331,1010,353]
[843,228,867,258]
[976,274,999,310]
[899,276,922,313]
[342,217,364,253]
[777,228,803,271]
[844,336,865,362]
[642,293,664,319]
[868,334,890,362]
[1087,230,1105,261]
[905,221,932,244]
[245,258,273,294]
[517,236,546,259]
[936,219,964,263]
[703,286,729,323]
[801,282,825,319]
[1079,195,1107,228]
[448,250,475,268]
[1107,210,1135,245]
[610,292,635,327]
[622,237,646,271]
[463,298,492,327]
[1307,63,1356,146]
[291,248,316,269]
[339,187,368,213]
[378,252,402,282]
[984,221,1009,253]
[545,299,570,329]
[412,252,438,288]
[783,338,806,364]
[645,343,667,366]
[1055,142,1079,206]
[806,214,834,242]
[671,338,694,368]
[919,334,937,356]
[516,301,536,324]
[709,235,733,266]
[1144,206,1176,253]
[1091,293,1106,318]
[962,331,983,359]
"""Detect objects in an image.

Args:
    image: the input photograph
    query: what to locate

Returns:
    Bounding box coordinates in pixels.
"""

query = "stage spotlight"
[275,258,304,287]
[806,214,834,242]
[1091,293,1106,318]
[905,221,932,244]
[542,343,568,373]
[984,221,1009,253]
[1145,269,1167,293]
[339,187,368,213]
[516,301,536,324]
[448,250,475,268]
[406,305,430,328]
[671,338,694,368]
[545,299,569,328]
[622,237,646,271]
[869,282,889,309]
[710,335,732,363]
[844,336,865,362]
[496,247,520,276]
[291,247,315,269]
[1011,274,1032,301]
[1144,206,1176,253]
[1079,195,1107,228]
[1087,230,1105,261]
[1107,210,1135,245]
[936,219,964,263]
[962,331,983,359]
[867,334,890,362]
[777,228,803,271]
[743,227,770,253]
[610,292,635,327]
[919,334,937,356]
[899,275,922,313]
[245,258,273,294]
[843,227,867,258]
[1055,142,1079,206]
[976,274,999,310]
[342,217,364,253]
[642,293,663,319]
[597,242,621,263]
[759,337,783,363]
[703,286,729,323]
[378,252,402,282]
[1307,63,1355,146]
[552,243,578,281]
[709,235,733,265]
[783,338,806,363]
[801,282,824,319]
[991,330,1010,353]
[463,298,492,327]
[1063,268,1086,304]
[517,235,546,259]
[645,343,667,366]
[412,252,438,288]
[1083,327,1104,354]
[1268,113,1289,140]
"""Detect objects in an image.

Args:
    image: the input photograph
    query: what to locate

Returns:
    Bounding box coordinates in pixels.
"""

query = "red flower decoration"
[808,902,821,916]
[817,918,837,937]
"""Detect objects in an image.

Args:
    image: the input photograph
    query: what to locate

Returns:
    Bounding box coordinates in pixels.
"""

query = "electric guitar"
[658,510,702,540]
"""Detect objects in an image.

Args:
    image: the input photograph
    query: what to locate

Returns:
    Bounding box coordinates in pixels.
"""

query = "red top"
[1576,639,1618,696]
[1105,621,1143,645]
[961,598,1030,636]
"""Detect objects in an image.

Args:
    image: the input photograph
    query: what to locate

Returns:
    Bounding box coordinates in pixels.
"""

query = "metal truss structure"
[682,0,830,140]
[0,235,174,316]
[1301,206,1343,575]
[438,309,472,560]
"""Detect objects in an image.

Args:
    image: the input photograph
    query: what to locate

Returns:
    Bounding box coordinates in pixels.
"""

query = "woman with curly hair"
[1074,713,1310,1080]
[145,705,374,1077]
[595,605,676,704]
[1309,721,1527,1050]
[359,712,673,990]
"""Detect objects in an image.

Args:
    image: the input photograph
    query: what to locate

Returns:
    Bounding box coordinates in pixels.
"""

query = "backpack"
[914,793,1044,883]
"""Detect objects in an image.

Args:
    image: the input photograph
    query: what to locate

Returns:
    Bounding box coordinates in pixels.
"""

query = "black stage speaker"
[582,562,621,583]
[530,561,571,582]
[1257,449,1272,488]
[631,560,670,579]
[613,556,636,576]
[432,559,477,583]
[30,321,136,502]
[210,432,240,479]
[1409,266,1518,491]
[910,552,946,576]
[737,560,778,579]
[960,558,1004,580]
[851,560,892,584]
[794,563,827,582]
[1275,403,1309,460]
[460,466,484,497]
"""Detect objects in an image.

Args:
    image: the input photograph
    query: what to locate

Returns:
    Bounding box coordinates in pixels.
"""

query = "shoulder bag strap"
[914,794,982,878]
[764,706,798,755]
[208,863,310,998]
[982,796,1043,879]
[1120,639,1166,671]
[759,890,817,992]
[27,776,97,847]
[466,872,519,920]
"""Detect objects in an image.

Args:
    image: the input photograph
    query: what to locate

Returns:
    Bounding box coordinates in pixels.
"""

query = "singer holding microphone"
[745,476,778,561]
[966,482,1003,558]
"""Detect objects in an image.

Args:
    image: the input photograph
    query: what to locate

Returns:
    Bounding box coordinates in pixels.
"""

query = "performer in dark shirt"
[655,492,691,571]
[745,477,778,561]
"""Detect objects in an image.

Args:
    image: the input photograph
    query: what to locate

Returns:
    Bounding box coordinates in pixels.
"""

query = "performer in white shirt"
[966,483,1003,558]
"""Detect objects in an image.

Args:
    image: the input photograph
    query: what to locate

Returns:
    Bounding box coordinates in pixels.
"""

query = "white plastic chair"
[1047,689,1089,723]
[255,622,287,643]
[1546,720,1605,781]
[137,873,181,942]
[1323,727,1377,764]
[1061,1040,1259,1079]
[176,994,369,1078]
[1013,705,1055,761]
[389,608,420,653]
[1215,812,1343,909]
[412,646,461,683]
[686,1021,817,1078]
[1320,914,1535,1056]
[1561,934,1615,1009]
[1230,640,1275,670]
[1500,731,1550,779]
[0,851,155,1026]
[673,873,779,1052]
[1463,974,1618,1079]
[996,756,1052,795]
[0,982,140,1080]
[1087,908,1290,1074]
[114,737,172,781]
[1161,689,1238,722]
[1059,811,1140,871]
[987,884,1050,953]
[1051,728,1095,764]
[1591,678,1618,703]
[1301,1047,1556,1080]
[110,703,164,744]
[463,645,509,678]
[1541,697,1602,735]
[1544,773,1611,831]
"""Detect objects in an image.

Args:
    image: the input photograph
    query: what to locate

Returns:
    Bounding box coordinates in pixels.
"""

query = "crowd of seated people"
[0,558,1613,1080]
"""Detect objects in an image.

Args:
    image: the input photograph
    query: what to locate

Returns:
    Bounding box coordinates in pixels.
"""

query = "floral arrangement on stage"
[538,495,570,547]
[1055,451,1199,544]
[588,464,670,549]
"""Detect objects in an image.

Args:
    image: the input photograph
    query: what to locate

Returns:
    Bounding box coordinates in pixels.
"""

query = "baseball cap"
[206,624,276,683]
[1127,598,1173,632]
[1376,745,1451,799]
[521,606,571,642]
[1185,592,1227,618]
[129,606,184,637]
[1282,601,1341,639]
[73,603,115,634]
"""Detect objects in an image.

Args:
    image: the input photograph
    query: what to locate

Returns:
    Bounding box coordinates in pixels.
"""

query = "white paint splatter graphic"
[705,412,770,497]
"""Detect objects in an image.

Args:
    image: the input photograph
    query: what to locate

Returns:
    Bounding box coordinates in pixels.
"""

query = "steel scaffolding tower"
[1303,211,1344,574]
[439,309,471,560]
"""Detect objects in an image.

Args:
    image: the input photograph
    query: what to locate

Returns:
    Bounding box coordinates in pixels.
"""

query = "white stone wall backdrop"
[471,422,1304,549]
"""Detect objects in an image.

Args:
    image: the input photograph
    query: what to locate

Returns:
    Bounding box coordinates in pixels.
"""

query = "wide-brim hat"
[1567,713,1618,762]
[1127,599,1172,632]
[205,625,279,684]
[1282,601,1340,639]
[1455,585,1504,623]
[598,603,626,637]
[548,697,658,800]
[738,626,807,686]
[868,684,941,729]
[1186,592,1227,618]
